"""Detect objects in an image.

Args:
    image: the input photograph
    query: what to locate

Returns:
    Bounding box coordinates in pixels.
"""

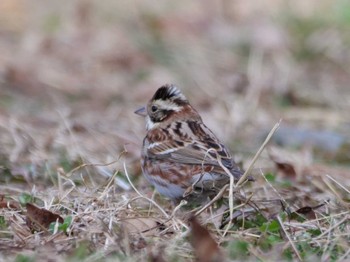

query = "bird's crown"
[151,84,188,105]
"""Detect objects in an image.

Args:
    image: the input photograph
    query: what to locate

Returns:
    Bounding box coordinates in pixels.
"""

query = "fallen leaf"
[121,217,171,237]
[0,195,20,209]
[26,203,64,232]
[189,216,223,262]
[268,146,312,180]
[290,202,327,221]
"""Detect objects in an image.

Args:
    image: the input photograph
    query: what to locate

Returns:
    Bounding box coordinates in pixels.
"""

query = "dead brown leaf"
[268,146,312,180]
[0,195,20,209]
[189,216,223,262]
[269,146,350,182]
[121,217,170,237]
[291,203,327,220]
[26,203,63,232]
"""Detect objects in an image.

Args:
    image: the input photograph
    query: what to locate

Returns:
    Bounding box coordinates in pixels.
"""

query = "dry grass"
[0,0,350,261]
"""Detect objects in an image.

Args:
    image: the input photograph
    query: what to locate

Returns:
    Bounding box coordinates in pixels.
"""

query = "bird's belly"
[191,172,229,190]
[141,157,229,199]
[143,170,185,199]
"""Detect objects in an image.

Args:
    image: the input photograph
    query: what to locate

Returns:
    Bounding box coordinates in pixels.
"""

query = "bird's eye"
[151,105,158,112]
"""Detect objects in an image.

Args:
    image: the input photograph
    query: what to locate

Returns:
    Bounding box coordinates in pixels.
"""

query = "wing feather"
[146,121,241,177]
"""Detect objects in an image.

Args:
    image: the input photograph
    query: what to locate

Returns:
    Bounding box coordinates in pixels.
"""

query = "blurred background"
[1,0,350,185]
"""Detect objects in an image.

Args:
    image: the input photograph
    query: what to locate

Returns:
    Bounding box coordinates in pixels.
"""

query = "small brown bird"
[135,84,246,200]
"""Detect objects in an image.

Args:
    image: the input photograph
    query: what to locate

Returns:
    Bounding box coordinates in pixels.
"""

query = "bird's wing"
[146,121,239,173]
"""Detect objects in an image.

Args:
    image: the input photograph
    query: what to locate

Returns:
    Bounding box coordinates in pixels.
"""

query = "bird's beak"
[134,106,147,116]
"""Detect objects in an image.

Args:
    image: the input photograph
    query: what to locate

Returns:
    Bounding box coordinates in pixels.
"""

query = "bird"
[135,84,248,201]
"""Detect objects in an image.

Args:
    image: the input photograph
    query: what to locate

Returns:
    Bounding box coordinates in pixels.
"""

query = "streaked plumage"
[136,84,246,200]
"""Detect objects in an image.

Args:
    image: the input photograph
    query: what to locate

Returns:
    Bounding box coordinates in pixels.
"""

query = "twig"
[260,169,289,210]
[56,168,76,203]
[123,162,169,218]
[171,200,188,217]
[204,120,281,226]
[277,215,302,262]
[217,160,236,222]
[339,246,350,261]
[236,119,281,187]
[66,151,126,177]
[322,177,345,203]
[314,215,349,240]
[194,184,229,217]
[326,174,350,194]
[99,169,119,200]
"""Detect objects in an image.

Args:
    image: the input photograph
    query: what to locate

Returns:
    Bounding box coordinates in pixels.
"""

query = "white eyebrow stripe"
[155,100,182,112]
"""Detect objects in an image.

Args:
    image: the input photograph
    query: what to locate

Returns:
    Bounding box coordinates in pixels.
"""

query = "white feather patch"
[145,116,158,130]
[154,99,182,112]
[148,142,161,149]
[157,147,178,154]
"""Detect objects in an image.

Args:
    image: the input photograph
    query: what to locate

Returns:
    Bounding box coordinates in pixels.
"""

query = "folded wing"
[146,121,243,179]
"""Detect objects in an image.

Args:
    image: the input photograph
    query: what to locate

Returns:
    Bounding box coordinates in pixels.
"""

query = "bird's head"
[135,84,197,130]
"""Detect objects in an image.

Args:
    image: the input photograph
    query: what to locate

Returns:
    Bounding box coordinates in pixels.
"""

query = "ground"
[0,0,349,261]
